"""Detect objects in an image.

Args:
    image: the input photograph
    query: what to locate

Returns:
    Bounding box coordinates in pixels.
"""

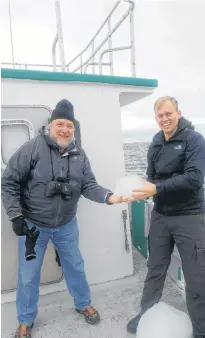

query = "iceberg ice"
[114,175,144,198]
[136,302,193,338]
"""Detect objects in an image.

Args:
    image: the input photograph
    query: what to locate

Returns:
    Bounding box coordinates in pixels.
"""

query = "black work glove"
[12,216,29,236]
[25,226,40,261]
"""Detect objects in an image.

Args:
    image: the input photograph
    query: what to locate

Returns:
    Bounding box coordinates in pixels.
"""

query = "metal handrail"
[1,62,62,70]
[2,0,136,77]
[65,2,120,70]
[68,1,135,75]
[99,46,131,75]
[84,62,111,74]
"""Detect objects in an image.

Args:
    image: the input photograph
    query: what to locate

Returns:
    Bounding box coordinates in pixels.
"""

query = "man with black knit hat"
[1,99,127,338]
[52,98,75,122]
[126,96,205,338]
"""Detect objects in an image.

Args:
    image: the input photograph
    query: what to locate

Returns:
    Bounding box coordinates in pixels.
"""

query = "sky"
[1,0,205,142]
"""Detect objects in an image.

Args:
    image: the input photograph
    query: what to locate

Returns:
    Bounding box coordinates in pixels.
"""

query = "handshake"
[12,216,40,261]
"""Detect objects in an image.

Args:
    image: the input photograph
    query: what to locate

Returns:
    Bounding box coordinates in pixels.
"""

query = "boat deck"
[1,248,187,338]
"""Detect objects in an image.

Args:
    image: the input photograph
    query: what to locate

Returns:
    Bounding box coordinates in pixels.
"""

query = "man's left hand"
[130,180,157,201]
[107,194,131,204]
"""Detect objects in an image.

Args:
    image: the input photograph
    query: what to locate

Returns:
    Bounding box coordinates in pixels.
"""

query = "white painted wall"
[1,78,155,291]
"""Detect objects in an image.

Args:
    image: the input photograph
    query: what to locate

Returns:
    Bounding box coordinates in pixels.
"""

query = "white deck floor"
[1,248,187,338]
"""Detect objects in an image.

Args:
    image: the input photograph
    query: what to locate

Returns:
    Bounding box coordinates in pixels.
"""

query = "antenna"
[8,0,15,67]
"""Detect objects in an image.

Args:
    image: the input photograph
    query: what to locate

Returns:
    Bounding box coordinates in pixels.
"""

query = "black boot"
[25,226,40,260]
[127,313,141,334]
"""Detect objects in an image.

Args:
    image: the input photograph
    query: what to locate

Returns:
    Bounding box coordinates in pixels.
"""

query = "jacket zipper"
[54,195,62,227]
[54,153,63,227]
[160,143,166,214]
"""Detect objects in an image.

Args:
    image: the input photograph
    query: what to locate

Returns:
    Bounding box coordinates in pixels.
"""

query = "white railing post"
[92,41,95,74]
[108,16,114,75]
[129,5,136,77]
[52,34,58,72]
[55,0,66,72]
[8,0,15,68]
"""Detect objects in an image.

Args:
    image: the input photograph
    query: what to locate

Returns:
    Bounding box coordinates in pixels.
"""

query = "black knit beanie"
[50,99,75,122]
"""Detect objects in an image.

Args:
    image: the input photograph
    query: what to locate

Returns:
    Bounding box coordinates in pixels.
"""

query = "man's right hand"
[12,216,29,236]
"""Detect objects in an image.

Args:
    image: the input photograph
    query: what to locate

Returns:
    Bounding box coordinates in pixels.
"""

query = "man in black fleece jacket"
[127,96,205,338]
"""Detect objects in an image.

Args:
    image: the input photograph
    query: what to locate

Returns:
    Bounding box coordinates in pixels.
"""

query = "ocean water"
[123,142,150,177]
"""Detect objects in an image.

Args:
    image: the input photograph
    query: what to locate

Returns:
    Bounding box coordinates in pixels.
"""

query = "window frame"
[1,118,35,169]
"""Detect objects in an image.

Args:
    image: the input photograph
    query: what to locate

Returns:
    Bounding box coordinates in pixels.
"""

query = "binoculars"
[45,177,73,200]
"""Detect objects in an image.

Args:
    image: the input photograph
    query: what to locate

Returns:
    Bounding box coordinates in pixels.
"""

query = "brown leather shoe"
[76,305,100,325]
[14,323,33,338]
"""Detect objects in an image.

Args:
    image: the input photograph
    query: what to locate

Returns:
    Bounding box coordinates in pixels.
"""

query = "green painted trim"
[178,267,181,281]
[1,68,158,88]
[178,267,184,282]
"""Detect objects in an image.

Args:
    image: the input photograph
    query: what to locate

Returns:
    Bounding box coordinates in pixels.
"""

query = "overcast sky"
[1,0,205,142]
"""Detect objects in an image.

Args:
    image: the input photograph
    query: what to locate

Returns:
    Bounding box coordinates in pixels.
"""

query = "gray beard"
[46,125,73,149]
[56,140,70,149]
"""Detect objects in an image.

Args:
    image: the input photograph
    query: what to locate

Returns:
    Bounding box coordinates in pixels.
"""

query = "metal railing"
[1,62,62,71]
[64,0,136,76]
[1,0,136,77]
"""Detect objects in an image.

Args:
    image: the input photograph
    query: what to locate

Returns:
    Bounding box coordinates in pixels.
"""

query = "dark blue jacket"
[147,117,205,215]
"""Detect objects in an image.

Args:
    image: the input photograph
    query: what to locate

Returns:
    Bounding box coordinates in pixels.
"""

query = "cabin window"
[1,119,34,168]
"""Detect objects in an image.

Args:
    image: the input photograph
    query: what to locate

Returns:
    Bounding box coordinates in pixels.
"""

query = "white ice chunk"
[114,175,144,198]
[136,302,193,338]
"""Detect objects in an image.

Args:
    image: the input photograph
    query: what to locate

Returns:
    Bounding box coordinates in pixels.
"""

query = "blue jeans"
[17,217,91,325]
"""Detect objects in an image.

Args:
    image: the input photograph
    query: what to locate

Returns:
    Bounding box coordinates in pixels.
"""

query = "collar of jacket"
[152,116,194,145]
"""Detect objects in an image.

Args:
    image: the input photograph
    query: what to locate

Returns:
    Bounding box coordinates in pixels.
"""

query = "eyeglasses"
[156,112,173,120]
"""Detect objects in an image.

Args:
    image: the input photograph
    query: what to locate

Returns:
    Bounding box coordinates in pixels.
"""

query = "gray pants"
[141,210,205,335]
